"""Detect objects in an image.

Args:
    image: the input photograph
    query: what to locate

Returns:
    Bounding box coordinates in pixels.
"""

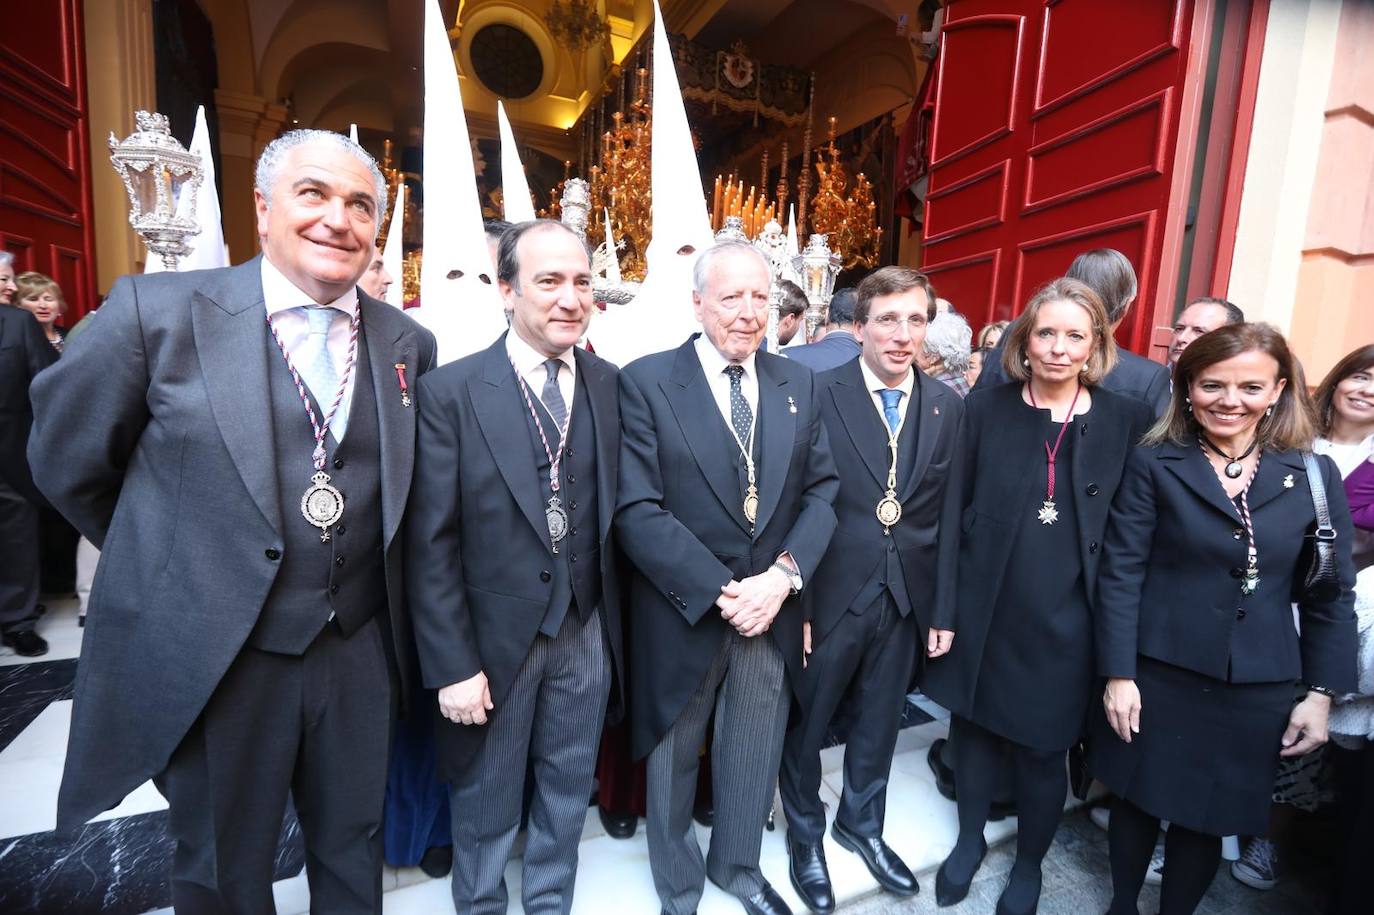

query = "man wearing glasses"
[780,267,965,912]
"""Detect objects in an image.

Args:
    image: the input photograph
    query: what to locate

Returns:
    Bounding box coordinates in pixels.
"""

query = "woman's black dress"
[968,408,1093,752]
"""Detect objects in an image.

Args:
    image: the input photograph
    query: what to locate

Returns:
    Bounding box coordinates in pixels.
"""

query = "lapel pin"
[787,395,797,414]
[933,406,940,415]
[394,363,412,408]
[1283,474,1294,489]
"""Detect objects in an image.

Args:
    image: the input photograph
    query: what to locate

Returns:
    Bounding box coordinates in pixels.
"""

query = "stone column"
[213,90,289,263]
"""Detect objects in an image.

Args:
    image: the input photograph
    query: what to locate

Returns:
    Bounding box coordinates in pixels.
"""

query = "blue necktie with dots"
[879,388,903,435]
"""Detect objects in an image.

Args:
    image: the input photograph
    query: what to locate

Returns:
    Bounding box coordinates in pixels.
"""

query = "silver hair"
[923,311,973,373]
[692,241,770,295]
[254,129,388,236]
[0,250,13,270]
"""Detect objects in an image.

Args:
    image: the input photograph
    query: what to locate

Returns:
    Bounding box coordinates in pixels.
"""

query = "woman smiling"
[1090,323,1357,915]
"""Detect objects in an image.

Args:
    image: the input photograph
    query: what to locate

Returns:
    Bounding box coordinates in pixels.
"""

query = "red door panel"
[922,0,1194,357]
[0,0,97,322]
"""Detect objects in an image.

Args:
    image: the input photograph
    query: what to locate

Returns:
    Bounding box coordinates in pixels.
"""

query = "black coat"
[614,336,839,759]
[976,340,1171,417]
[0,303,57,501]
[922,382,1153,720]
[405,334,626,779]
[808,361,965,648]
[1096,442,1357,691]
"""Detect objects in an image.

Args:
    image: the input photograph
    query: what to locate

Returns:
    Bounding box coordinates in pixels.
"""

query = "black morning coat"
[921,381,1154,718]
[614,336,840,760]
[404,334,626,780]
[1095,441,1357,692]
[806,358,965,651]
[0,303,57,502]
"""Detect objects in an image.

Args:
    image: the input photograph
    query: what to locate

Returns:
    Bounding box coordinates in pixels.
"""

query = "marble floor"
[1,597,1323,914]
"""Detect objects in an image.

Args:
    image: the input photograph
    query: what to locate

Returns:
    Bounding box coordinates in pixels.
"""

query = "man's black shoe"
[1,630,48,657]
[693,801,714,828]
[787,837,835,913]
[831,820,918,896]
[418,844,453,878]
[598,806,638,839]
[740,882,792,915]
[927,738,956,802]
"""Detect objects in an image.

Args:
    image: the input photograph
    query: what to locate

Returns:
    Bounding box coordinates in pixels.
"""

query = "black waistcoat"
[851,382,922,616]
[523,372,601,637]
[250,323,386,654]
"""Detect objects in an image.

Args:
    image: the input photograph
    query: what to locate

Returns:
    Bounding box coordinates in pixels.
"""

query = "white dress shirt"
[262,256,359,441]
[506,329,577,422]
[694,333,759,442]
[859,358,915,439]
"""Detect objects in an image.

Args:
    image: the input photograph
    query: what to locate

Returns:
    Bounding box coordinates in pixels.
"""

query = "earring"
[1184,396,1192,414]
[1265,405,1274,417]
[1022,358,1030,368]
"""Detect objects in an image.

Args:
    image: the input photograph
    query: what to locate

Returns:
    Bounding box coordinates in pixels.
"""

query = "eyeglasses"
[868,314,927,332]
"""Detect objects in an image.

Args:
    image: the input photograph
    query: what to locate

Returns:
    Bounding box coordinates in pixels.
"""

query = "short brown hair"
[15,272,64,312]
[1000,277,1118,385]
[1312,343,1374,437]
[1145,322,1315,450]
[854,267,937,325]
[1065,248,1137,324]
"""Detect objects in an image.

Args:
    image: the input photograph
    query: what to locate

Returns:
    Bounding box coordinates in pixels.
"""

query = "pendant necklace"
[267,308,360,543]
[726,420,759,530]
[510,357,571,553]
[1026,381,1083,525]
[1199,433,1258,479]
[1234,451,1263,597]
[875,429,903,532]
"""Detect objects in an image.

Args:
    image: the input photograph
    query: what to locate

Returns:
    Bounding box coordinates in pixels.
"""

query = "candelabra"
[545,0,610,52]
[108,111,204,271]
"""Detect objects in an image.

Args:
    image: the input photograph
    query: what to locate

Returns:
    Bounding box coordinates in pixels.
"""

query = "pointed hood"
[381,182,406,307]
[413,0,508,364]
[146,105,227,273]
[349,123,359,144]
[498,100,536,223]
[586,0,709,366]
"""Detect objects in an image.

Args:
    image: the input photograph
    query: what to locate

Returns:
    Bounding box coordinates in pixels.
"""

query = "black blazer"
[405,334,626,778]
[976,340,1171,417]
[922,382,1153,715]
[808,361,965,646]
[784,331,861,373]
[614,336,839,758]
[0,303,57,501]
[1096,442,1357,692]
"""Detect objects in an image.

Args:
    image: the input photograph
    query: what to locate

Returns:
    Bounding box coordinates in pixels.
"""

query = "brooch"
[787,395,797,414]
[1283,474,1294,489]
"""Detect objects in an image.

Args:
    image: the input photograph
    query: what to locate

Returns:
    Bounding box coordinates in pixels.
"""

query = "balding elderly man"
[30,130,436,913]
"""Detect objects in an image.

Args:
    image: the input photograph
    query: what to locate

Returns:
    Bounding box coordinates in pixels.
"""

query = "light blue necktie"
[879,388,903,435]
[302,306,349,440]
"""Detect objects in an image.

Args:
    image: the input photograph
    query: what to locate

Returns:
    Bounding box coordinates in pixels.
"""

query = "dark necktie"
[541,358,568,429]
[724,364,752,445]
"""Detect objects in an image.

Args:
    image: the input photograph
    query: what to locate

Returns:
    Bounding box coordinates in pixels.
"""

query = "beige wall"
[85,0,157,292]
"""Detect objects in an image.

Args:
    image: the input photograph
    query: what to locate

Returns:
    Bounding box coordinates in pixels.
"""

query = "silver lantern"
[109,111,204,271]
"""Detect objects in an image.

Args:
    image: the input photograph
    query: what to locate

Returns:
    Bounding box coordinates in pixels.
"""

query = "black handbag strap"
[1302,451,1337,543]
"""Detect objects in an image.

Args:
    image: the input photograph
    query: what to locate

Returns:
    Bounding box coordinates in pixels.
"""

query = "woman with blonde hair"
[15,272,66,352]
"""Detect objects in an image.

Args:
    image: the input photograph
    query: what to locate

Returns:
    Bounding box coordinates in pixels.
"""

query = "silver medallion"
[301,471,345,542]
[743,486,760,526]
[1037,500,1059,525]
[546,495,569,549]
[876,494,903,529]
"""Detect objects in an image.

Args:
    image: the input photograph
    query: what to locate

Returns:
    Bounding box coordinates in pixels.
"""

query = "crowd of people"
[2,130,1371,915]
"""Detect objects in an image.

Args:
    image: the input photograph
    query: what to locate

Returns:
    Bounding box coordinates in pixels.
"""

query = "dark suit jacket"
[975,339,1171,416]
[614,336,839,758]
[27,258,436,829]
[922,382,1153,716]
[809,362,965,648]
[782,330,861,373]
[1096,442,1357,692]
[0,303,57,501]
[405,334,625,778]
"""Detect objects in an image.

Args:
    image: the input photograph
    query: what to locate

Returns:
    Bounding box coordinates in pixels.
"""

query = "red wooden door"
[921,0,1194,356]
[0,0,98,322]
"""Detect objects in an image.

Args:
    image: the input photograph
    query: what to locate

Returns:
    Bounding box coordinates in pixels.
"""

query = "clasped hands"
[718,567,792,637]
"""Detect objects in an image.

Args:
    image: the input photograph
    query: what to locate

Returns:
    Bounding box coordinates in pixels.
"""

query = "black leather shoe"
[935,838,987,907]
[693,801,714,828]
[598,806,638,839]
[740,882,792,915]
[418,844,453,878]
[1,630,48,657]
[927,738,957,802]
[787,838,835,913]
[831,820,917,896]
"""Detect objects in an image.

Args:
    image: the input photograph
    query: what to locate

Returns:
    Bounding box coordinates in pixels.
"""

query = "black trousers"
[780,593,917,844]
[0,479,40,633]
[156,616,393,915]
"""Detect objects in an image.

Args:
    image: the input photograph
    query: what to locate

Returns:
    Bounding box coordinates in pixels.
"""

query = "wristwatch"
[771,560,803,595]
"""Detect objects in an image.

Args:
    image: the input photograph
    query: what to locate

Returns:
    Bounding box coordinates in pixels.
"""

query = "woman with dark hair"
[923,278,1153,914]
[1091,323,1357,915]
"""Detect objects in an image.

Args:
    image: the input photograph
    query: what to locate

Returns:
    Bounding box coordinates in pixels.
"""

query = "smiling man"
[29,130,436,913]
[780,267,964,912]
[615,241,839,915]
[405,219,625,914]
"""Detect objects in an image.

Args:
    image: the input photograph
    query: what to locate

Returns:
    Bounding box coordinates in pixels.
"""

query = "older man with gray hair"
[919,310,974,397]
[29,129,436,912]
